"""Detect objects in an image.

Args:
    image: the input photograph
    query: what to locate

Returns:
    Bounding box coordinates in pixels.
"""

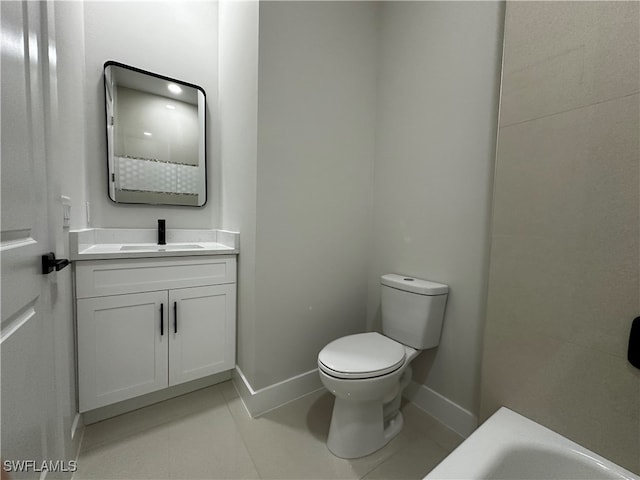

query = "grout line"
[500,90,640,129]
[220,381,264,479]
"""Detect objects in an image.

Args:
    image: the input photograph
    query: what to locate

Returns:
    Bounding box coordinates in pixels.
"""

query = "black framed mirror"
[104,61,207,206]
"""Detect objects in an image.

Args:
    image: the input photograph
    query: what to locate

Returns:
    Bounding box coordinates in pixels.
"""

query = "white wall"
[249,1,378,390]
[82,1,219,228]
[57,2,89,231]
[368,1,504,417]
[53,1,88,460]
[218,0,260,387]
[224,2,505,414]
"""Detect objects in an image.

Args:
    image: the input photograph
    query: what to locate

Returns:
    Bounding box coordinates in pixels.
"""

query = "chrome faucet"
[158,219,166,245]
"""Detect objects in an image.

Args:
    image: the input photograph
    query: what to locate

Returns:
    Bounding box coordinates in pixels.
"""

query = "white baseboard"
[233,366,323,417]
[403,380,477,438]
[231,368,475,438]
[71,412,82,440]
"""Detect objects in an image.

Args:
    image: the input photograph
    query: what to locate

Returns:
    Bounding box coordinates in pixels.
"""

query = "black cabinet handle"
[160,303,164,336]
[158,219,166,245]
[174,301,178,334]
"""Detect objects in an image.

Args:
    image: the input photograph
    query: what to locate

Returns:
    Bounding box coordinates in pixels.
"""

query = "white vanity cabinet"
[75,255,236,412]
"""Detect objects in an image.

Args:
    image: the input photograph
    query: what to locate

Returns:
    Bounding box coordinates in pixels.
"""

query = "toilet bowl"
[318,332,419,458]
[317,274,448,459]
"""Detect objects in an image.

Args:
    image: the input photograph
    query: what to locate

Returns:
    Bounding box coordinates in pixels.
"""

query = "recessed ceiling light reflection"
[165,104,176,110]
[143,132,153,136]
[167,83,182,94]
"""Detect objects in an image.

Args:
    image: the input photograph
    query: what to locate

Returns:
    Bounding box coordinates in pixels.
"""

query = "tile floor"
[73,381,463,479]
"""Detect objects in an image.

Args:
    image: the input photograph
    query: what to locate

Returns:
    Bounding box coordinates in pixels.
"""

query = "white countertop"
[70,228,239,261]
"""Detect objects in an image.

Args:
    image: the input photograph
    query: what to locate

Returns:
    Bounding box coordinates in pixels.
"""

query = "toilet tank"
[381,274,448,349]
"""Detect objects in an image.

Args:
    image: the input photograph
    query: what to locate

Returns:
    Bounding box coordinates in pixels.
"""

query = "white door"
[77,292,169,412]
[1,0,66,470]
[169,284,236,386]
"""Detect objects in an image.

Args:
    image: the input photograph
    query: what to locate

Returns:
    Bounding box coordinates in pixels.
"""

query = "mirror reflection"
[104,61,207,206]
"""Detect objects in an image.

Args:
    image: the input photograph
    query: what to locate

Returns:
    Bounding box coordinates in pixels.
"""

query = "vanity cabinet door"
[168,284,236,387]
[77,291,169,412]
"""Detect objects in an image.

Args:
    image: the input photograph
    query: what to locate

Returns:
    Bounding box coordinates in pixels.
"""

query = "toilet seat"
[318,332,406,379]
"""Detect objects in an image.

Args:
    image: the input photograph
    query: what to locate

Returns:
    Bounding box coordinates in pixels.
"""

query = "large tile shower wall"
[481,1,639,473]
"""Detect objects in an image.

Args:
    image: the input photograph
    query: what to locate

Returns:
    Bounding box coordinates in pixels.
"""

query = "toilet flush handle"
[629,317,639,369]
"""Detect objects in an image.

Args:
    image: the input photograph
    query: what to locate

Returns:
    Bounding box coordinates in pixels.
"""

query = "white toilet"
[317,274,448,459]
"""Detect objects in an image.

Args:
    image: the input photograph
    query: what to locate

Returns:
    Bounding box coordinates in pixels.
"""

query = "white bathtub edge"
[424,407,640,480]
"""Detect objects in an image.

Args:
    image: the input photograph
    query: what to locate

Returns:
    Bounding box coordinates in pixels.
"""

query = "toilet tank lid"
[381,274,448,295]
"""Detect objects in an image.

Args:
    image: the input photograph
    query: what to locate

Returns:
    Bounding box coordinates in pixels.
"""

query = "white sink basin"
[70,228,239,260]
[120,244,204,251]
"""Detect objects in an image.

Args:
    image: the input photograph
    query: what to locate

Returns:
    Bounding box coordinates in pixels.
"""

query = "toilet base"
[327,397,404,459]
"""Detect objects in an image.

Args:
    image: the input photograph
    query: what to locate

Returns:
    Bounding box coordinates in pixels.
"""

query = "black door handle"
[160,304,164,336]
[41,252,70,274]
